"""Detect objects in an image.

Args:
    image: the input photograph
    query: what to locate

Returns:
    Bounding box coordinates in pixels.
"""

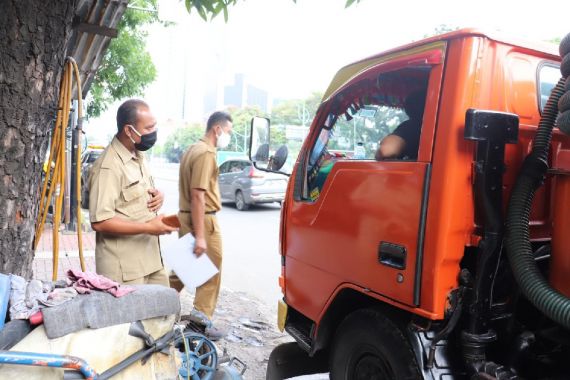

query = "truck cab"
[253,29,570,379]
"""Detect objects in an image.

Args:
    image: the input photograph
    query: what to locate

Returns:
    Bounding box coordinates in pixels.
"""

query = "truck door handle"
[378,241,407,270]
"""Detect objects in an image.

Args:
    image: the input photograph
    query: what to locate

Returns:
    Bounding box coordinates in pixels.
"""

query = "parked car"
[218,158,288,211]
[80,148,103,209]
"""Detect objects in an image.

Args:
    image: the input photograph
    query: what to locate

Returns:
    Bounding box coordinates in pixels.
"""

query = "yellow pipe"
[51,64,70,279]
[34,71,67,249]
[52,62,73,280]
[70,58,85,271]
[35,70,66,248]
[35,58,86,279]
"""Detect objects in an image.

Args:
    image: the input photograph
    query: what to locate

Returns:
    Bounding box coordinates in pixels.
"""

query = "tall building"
[204,73,270,116]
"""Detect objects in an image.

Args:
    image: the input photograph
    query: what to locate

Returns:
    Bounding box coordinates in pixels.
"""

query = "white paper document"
[161,233,219,289]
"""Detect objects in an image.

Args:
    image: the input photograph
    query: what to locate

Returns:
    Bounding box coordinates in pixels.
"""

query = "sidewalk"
[33,226,96,281]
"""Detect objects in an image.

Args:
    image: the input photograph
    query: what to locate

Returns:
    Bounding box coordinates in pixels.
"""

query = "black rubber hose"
[505,75,569,328]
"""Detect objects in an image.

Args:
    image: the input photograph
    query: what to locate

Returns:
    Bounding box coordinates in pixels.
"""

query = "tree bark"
[0,0,77,276]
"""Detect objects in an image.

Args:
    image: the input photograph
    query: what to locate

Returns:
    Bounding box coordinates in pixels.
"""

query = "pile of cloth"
[8,269,135,321]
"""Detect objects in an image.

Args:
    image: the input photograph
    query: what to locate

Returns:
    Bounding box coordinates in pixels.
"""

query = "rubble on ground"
[180,287,293,380]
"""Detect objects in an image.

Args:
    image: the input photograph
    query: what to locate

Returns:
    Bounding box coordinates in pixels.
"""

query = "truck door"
[285,48,444,317]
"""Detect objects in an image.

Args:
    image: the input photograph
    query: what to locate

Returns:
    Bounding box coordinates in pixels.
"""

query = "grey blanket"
[42,284,180,339]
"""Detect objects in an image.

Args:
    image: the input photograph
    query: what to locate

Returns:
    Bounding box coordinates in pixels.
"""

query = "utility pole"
[67,100,79,232]
[297,101,310,127]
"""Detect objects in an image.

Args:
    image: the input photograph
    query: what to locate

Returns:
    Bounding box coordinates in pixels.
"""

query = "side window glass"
[237,161,248,171]
[87,152,100,163]
[229,161,242,173]
[219,162,229,174]
[539,64,560,112]
[303,67,430,202]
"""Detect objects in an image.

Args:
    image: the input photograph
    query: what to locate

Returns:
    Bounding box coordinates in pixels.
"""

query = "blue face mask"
[129,125,157,151]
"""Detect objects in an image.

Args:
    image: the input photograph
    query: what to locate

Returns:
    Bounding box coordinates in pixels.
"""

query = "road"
[152,162,283,310]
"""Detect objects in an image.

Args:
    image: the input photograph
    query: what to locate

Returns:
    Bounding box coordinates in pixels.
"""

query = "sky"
[86,0,570,143]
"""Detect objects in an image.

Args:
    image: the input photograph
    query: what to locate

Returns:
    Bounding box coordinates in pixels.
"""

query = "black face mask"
[135,131,157,151]
[129,125,157,151]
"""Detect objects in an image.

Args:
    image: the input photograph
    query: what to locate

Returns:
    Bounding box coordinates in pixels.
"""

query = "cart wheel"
[176,333,218,380]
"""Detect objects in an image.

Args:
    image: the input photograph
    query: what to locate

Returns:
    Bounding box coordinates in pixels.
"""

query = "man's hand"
[193,237,207,257]
[146,214,177,235]
[147,188,164,212]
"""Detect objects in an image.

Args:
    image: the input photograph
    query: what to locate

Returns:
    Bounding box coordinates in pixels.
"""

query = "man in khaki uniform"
[89,99,177,286]
[176,111,233,339]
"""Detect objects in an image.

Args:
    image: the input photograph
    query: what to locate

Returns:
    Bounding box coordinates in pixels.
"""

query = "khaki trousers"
[123,268,169,287]
[173,213,222,319]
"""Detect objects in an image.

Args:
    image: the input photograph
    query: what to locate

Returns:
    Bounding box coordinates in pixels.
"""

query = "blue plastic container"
[0,273,10,331]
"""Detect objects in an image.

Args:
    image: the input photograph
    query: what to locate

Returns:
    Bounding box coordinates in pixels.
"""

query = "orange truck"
[250,29,570,379]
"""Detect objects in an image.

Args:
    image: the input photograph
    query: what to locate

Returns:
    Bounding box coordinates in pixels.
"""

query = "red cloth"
[66,269,135,297]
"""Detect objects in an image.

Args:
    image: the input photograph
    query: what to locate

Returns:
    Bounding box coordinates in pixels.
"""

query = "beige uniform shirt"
[89,137,162,282]
[179,138,221,213]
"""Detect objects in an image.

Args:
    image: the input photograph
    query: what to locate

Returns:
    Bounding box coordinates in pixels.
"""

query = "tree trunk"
[0,0,77,277]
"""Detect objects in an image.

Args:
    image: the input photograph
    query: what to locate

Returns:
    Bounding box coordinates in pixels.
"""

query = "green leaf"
[201,3,213,13]
[212,2,224,16]
[185,0,193,13]
[345,0,357,8]
[86,0,160,118]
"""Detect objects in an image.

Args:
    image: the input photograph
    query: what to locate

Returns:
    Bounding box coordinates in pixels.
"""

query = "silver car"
[218,159,288,211]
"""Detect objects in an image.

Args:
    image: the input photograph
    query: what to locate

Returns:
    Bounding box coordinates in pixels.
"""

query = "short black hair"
[206,111,233,132]
[116,99,149,133]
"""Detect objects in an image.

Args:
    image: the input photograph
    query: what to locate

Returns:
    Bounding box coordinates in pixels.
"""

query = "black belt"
[180,210,217,215]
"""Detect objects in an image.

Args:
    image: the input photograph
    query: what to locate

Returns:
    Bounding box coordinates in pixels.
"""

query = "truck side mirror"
[269,145,289,171]
[249,116,271,170]
[249,116,290,175]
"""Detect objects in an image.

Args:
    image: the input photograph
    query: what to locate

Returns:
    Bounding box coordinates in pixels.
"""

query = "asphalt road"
[152,162,283,310]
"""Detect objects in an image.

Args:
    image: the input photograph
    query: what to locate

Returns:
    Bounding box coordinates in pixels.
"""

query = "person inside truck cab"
[375,90,426,160]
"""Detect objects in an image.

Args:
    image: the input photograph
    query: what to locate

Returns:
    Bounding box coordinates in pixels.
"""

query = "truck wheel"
[559,91,570,113]
[266,342,329,380]
[330,309,420,380]
[235,190,249,211]
[560,33,570,58]
[561,53,570,78]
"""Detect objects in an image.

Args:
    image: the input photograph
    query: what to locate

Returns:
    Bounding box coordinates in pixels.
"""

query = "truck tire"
[561,53,570,78]
[559,91,570,113]
[560,33,570,57]
[557,111,570,135]
[329,309,420,380]
[266,342,329,380]
[235,190,249,211]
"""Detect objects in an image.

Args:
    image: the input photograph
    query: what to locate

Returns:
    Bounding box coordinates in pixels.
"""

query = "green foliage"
[266,92,322,169]
[271,92,322,126]
[271,126,287,148]
[163,122,204,162]
[184,0,361,21]
[344,0,364,7]
[327,106,404,158]
[226,105,264,153]
[86,0,161,118]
